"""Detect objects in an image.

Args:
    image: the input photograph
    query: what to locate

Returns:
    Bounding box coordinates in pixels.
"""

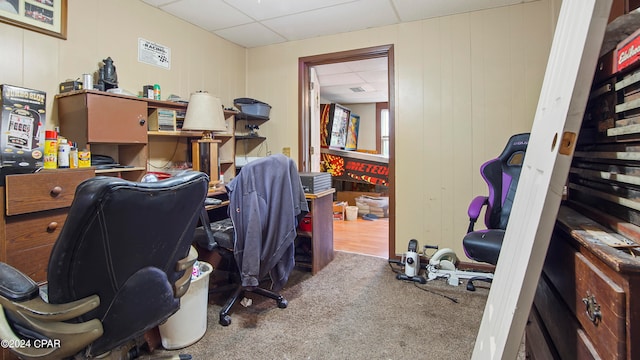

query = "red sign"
[617,28,640,72]
[321,153,389,187]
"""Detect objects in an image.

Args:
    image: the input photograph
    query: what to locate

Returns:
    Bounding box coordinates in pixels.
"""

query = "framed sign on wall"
[0,0,67,39]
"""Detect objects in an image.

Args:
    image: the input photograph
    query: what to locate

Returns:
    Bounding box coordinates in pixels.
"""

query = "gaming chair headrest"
[498,133,529,167]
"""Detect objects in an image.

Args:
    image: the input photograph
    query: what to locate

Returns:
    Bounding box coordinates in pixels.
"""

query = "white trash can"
[159,261,212,349]
[346,206,358,221]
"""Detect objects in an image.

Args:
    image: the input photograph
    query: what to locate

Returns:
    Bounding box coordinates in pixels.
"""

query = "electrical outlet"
[282,147,290,157]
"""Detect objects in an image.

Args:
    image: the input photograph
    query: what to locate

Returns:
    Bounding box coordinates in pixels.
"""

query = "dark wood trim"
[298,44,396,258]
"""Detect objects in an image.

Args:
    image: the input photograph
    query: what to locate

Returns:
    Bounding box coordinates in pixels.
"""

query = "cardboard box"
[1,84,46,179]
[333,201,347,221]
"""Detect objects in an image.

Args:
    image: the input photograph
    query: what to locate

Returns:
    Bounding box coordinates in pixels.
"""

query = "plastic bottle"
[57,138,70,168]
[69,146,78,168]
[43,130,58,169]
[153,84,161,100]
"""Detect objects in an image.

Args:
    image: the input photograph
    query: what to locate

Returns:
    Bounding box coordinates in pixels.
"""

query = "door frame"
[298,44,396,258]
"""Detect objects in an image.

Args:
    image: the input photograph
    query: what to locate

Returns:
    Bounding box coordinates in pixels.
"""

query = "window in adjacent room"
[376,102,389,156]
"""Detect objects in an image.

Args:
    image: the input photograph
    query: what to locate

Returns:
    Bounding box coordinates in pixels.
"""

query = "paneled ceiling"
[140,0,537,103]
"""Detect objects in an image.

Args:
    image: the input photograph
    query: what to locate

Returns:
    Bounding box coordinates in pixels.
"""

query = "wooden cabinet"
[57,90,239,182]
[527,206,640,360]
[295,189,335,275]
[0,169,94,283]
[57,90,148,181]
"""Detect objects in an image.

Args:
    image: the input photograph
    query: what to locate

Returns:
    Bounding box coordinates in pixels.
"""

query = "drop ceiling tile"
[140,0,175,6]
[318,73,364,86]
[215,22,287,48]
[263,0,398,41]
[314,63,353,76]
[161,0,252,31]
[391,0,536,22]
[345,58,387,72]
[357,70,387,83]
[223,0,355,21]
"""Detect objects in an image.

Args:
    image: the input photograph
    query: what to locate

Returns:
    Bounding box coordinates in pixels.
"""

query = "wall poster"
[0,0,67,39]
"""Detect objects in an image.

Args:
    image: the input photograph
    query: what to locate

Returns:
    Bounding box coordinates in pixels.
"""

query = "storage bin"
[346,206,358,221]
[234,98,271,118]
[159,261,213,349]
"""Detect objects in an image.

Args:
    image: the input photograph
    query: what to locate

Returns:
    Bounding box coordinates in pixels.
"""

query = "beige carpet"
[154,251,502,360]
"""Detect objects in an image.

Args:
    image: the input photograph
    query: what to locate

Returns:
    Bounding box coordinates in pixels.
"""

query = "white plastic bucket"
[346,206,358,221]
[159,261,212,349]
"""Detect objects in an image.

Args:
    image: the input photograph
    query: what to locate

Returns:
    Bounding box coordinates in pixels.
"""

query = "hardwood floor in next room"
[333,217,389,258]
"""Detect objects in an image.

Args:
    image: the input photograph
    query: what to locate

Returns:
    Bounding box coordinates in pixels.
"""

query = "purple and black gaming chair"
[462,133,529,289]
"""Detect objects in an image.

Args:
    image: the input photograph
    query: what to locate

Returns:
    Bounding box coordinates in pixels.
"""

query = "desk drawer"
[5,169,94,215]
[5,210,66,252]
[6,243,55,284]
[574,252,626,359]
[4,209,67,283]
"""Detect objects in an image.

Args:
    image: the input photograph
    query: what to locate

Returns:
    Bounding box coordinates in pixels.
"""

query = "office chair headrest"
[497,133,529,167]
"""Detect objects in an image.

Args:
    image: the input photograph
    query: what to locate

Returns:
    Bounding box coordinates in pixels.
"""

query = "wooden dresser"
[526,5,640,359]
[0,169,94,284]
[527,206,640,359]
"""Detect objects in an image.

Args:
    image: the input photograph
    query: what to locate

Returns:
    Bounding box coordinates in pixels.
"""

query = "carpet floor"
[154,251,508,360]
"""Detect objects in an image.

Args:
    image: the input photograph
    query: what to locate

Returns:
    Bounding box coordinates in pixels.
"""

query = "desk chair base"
[219,286,288,326]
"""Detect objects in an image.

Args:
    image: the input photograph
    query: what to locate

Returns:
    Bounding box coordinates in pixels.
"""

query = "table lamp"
[182,91,227,186]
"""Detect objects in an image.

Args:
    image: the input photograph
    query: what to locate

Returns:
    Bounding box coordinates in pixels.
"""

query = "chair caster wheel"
[466,281,476,292]
[220,314,231,326]
[277,298,288,309]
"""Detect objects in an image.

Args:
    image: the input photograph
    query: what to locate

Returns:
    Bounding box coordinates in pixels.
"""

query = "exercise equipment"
[424,246,493,290]
[396,239,426,284]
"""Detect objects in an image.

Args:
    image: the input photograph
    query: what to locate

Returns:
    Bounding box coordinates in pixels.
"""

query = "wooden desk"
[297,188,335,275]
[0,169,95,284]
[199,186,335,275]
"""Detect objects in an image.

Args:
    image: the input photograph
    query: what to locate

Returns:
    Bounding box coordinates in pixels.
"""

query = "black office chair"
[462,133,529,291]
[0,171,209,359]
[194,154,308,326]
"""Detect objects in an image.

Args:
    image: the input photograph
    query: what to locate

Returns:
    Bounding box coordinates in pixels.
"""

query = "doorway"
[298,45,396,259]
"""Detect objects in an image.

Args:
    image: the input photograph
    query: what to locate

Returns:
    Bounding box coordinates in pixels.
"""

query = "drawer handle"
[50,186,62,197]
[139,119,146,126]
[47,222,58,233]
[582,294,602,325]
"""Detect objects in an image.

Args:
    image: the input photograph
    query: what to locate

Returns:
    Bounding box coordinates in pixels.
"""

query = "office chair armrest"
[467,196,489,233]
[0,293,100,322]
[0,262,100,321]
[0,262,39,302]
[174,245,199,298]
[0,302,103,360]
[467,196,488,220]
[0,263,103,360]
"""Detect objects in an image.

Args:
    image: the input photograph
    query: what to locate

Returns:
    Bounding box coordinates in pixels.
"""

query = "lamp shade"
[182,92,226,132]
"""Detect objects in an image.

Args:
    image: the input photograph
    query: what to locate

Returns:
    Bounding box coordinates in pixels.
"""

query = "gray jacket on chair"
[226,154,309,291]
